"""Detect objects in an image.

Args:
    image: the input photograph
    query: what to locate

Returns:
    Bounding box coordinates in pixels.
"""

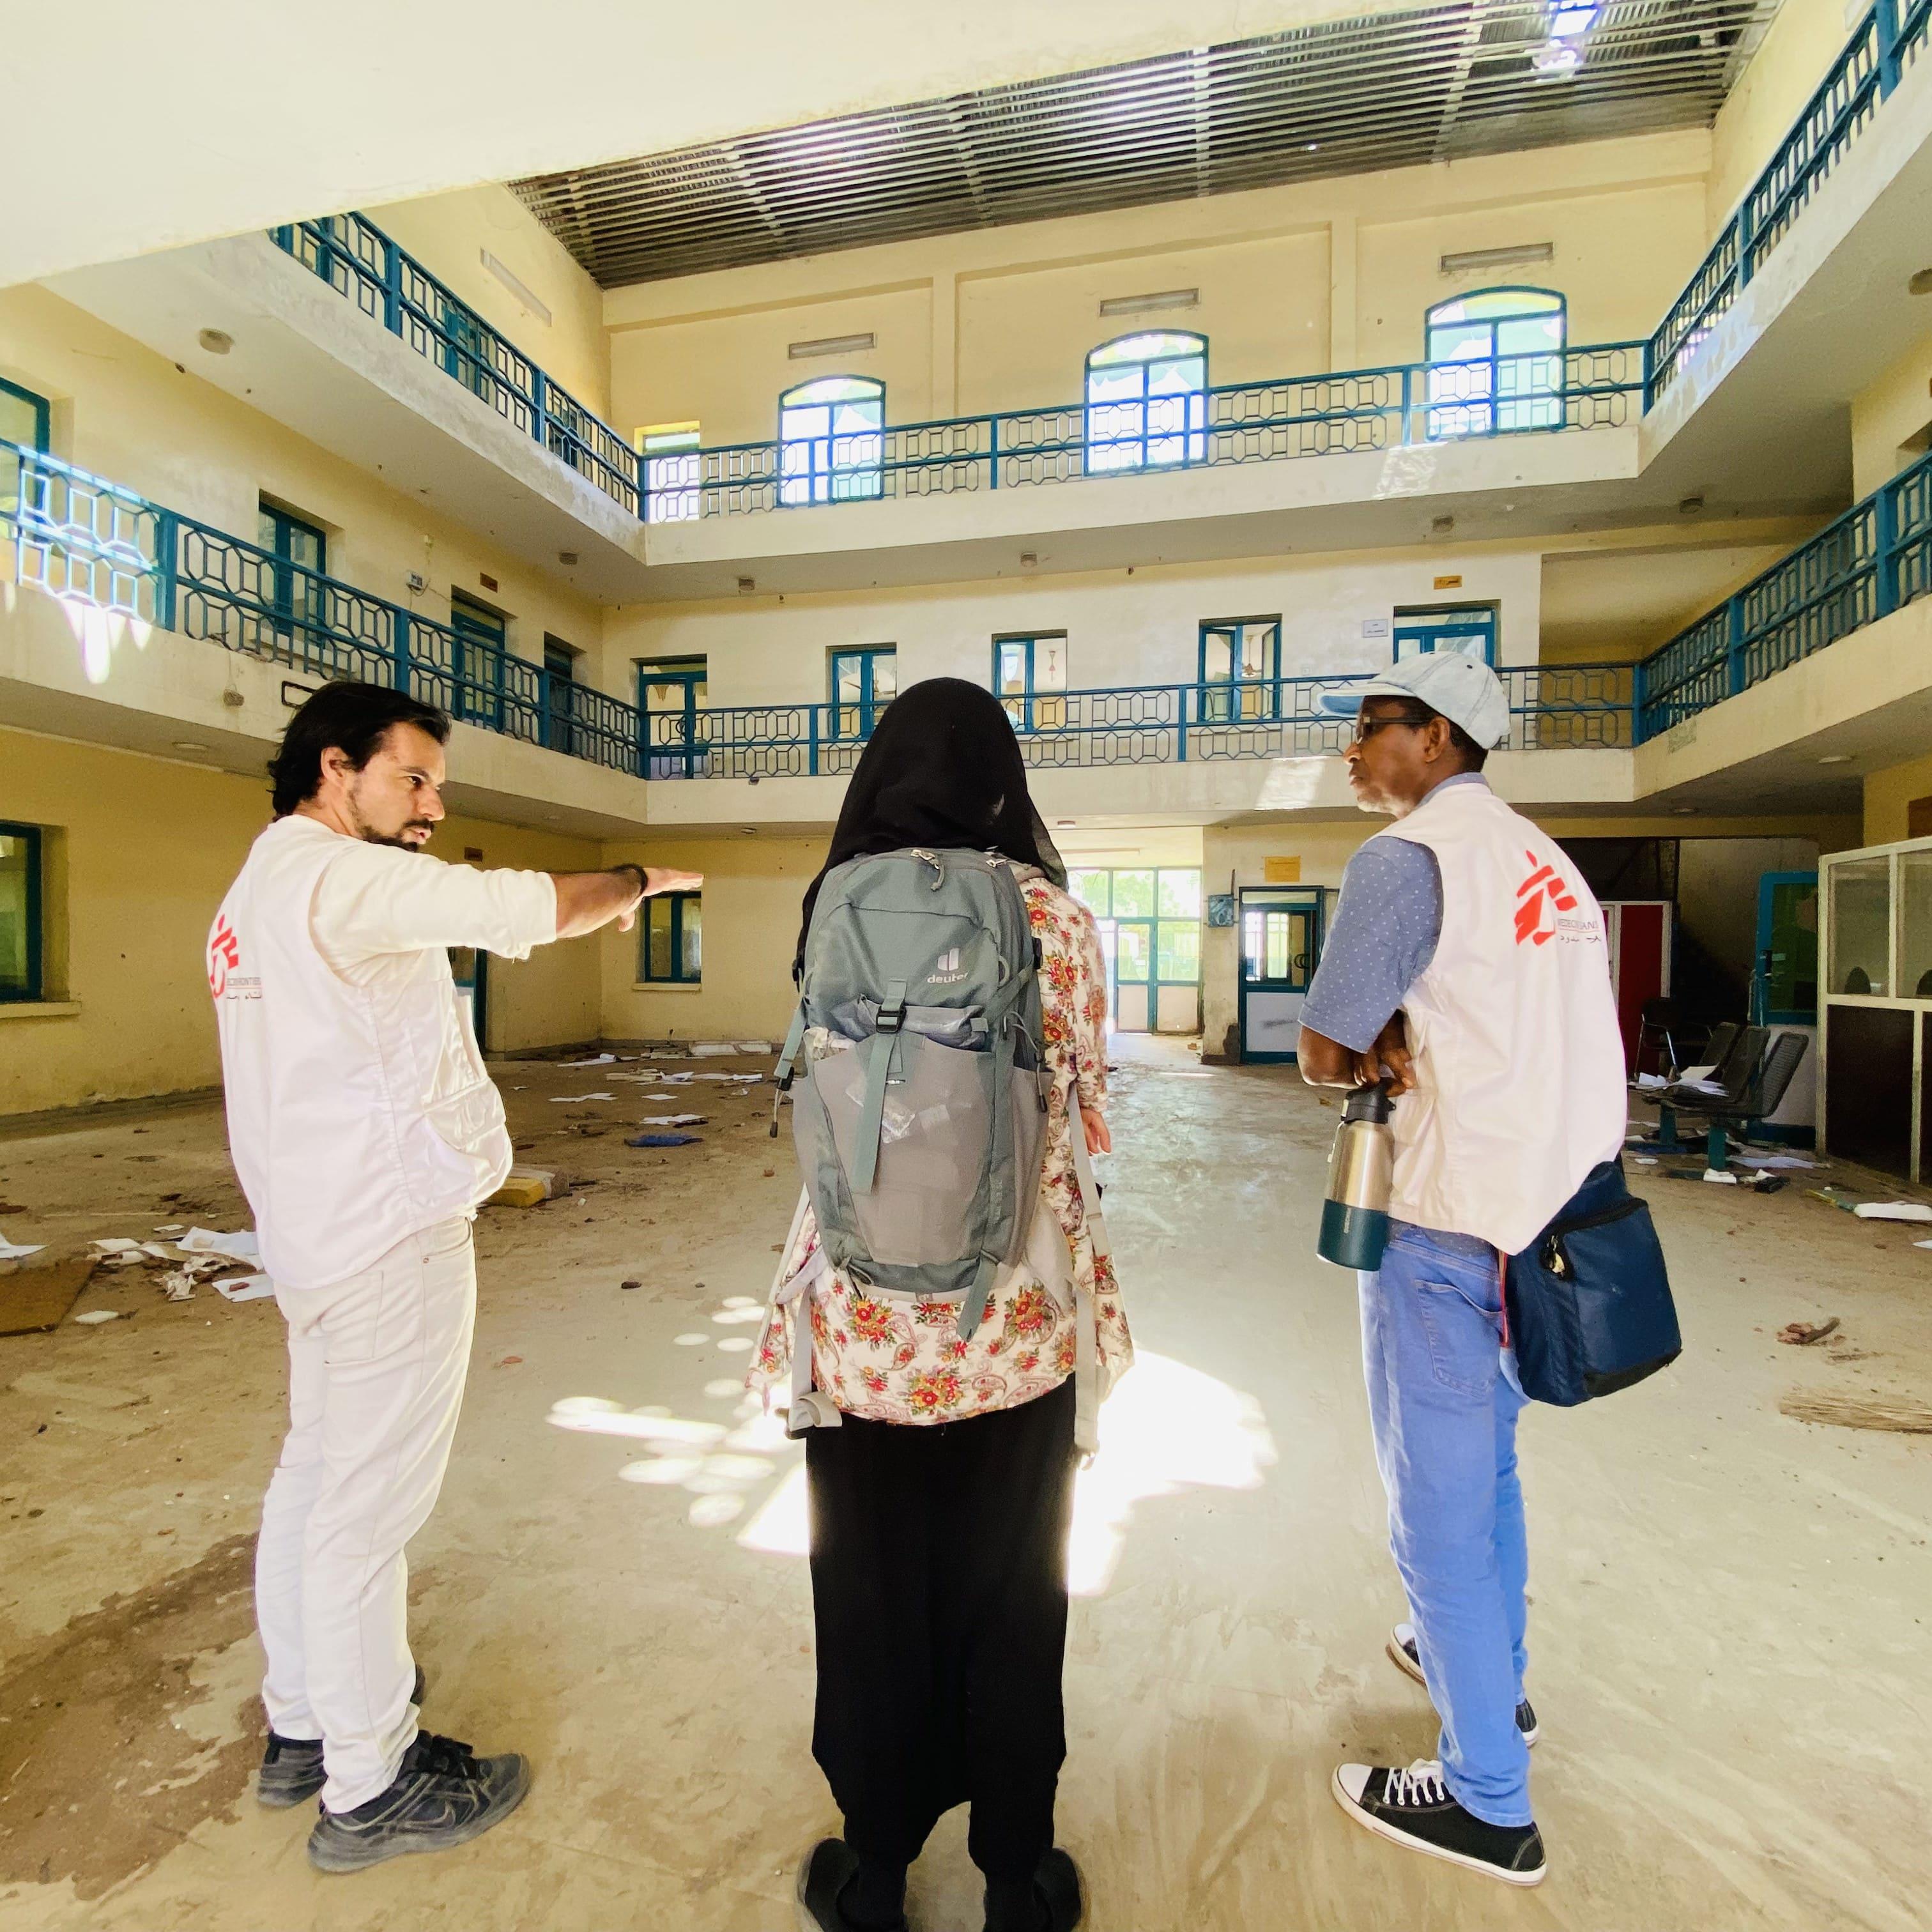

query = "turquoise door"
[1239,888,1322,1063]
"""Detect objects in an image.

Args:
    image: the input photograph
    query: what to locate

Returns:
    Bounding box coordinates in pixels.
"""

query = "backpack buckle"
[877,1002,906,1034]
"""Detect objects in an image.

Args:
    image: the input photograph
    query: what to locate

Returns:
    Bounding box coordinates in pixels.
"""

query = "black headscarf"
[795,676,1066,968]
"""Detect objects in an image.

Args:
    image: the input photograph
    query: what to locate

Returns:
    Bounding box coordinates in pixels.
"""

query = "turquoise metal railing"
[269,213,645,514]
[1,440,1634,778]
[1634,445,1932,742]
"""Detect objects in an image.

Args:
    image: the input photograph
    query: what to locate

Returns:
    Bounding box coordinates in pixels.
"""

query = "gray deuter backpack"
[771,848,1050,1388]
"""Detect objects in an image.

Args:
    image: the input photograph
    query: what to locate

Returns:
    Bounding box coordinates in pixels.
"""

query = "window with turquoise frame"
[1068,866,1203,1022]
[448,592,509,728]
[1425,288,1565,439]
[638,656,709,777]
[257,500,328,656]
[1085,332,1207,474]
[1199,617,1281,723]
[0,822,44,1004]
[780,376,884,505]
[830,647,896,740]
[1393,604,1498,664]
[1,375,51,520]
[993,634,1068,733]
[640,892,702,984]
[441,301,496,406]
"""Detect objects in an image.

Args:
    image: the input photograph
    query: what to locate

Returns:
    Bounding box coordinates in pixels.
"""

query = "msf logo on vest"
[927,947,967,986]
[1514,853,1581,949]
[208,917,261,1001]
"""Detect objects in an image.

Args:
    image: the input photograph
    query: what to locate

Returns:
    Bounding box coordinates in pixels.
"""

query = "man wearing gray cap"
[1295,652,1626,1889]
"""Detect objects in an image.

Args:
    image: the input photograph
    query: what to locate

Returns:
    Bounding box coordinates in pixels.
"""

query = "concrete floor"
[1,1037,1928,1930]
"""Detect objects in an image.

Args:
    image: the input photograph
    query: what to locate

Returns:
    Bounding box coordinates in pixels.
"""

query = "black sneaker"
[1388,1623,1539,1746]
[1331,1760,1545,1887]
[985,1848,1085,1932]
[306,1731,530,1873]
[257,1665,427,1809]
[794,1839,908,1932]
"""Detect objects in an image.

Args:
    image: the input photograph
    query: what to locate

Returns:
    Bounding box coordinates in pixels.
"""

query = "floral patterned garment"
[749,874,1133,1425]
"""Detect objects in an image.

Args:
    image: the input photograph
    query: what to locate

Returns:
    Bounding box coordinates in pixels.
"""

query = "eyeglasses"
[1350,709,1434,742]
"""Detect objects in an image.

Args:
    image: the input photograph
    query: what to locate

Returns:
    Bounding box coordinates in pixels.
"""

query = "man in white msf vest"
[1298,654,1625,1889]
[209,680,697,1874]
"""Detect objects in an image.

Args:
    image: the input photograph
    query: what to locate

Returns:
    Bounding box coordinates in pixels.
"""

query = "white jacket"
[209,816,556,1289]
[1370,781,1627,1255]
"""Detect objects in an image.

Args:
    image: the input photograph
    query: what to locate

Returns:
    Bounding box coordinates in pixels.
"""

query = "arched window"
[1084,332,1207,474]
[1425,289,1565,440]
[779,375,884,506]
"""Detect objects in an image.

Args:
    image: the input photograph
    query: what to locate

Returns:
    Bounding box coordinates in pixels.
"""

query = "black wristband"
[614,862,648,897]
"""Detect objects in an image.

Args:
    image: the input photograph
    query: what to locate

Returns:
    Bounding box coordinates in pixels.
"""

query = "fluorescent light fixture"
[1099,288,1199,318]
[1818,753,1853,765]
[480,250,552,326]
[172,739,210,752]
[1439,243,1554,275]
[1550,4,1599,34]
[788,332,875,359]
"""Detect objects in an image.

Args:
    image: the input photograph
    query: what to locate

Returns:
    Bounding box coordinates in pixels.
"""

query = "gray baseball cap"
[1319,652,1511,750]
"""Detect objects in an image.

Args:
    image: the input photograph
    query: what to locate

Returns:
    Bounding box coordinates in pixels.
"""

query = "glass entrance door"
[1239,887,1322,1062]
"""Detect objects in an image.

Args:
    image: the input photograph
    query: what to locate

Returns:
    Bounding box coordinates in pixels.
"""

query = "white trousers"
[255,1215,477,1812]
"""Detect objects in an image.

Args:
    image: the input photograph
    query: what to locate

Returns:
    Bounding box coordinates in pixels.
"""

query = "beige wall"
[364,187,611,423]
[1707,0,1854,228]
[1864,747,1932,845]
[604,130,1711,444]
[598,832,824,1044]
[0,728,602,1117]
[1850,325,1932,499]
[0,286,627,699]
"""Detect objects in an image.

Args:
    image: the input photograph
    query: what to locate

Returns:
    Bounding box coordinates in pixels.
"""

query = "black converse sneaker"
[306,1730,529,1873]
[1331,1759,1546,1886]
[1387,1623,1539,1745]
[257,1665,427,1809]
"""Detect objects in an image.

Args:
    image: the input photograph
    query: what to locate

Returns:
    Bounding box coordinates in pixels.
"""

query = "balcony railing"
[3,440,1633,781]
[1634,443,1932,742]
[257,9,1924,530]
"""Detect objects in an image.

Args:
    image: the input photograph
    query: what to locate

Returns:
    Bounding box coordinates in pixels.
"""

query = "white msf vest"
[1370,781,1627,1256]
[209,818,512,1289]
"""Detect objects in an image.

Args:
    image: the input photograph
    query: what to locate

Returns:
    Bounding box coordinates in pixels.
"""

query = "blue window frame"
[640,892,702,983]
[993,634,1068,733]
[542,637,580,756]
[1425,288,1565,439]
[830,647,896,740]
[780,376,884,506]
[257,500,328,656]
[1199,617,1281,724]
[1068,867,1204,1032]
[1085,331,1207,474]
[449,591,509,728]
[441,301,496,405]
[638,656,709,778]
[0,822,44,1004]
[1393,604,1498,664]
[1,375,52,518]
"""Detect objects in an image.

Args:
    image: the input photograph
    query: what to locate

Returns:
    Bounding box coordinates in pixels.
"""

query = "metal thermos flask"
[1317,1080,1395,1269]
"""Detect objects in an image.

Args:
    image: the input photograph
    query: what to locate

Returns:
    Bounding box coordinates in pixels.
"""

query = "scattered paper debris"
[641,1114,706,1127]
[693,1072,762,1084]
[1777,1317,1840,1346]
[1633,1072,1669,1091]
[1742,1153,1817,1170]
[73,1310,119,1325]
[654,1072,695,1085]
[1677,1064,1716,1084]
[0,1236,47,1261]
[215,1274,276,1302]
[559,1053,617,1067]
[1852,1201,1932,1222]
[91,1238,143,1254]
[550,1092,614,1103]
[158,1271,197,1301]
[691,1043,736,1057]
[1703,1169,1738,1184]
[179,1227,262,1263]
[153,1223,185,1235]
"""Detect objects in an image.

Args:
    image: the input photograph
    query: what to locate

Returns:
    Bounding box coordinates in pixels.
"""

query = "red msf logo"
[208,917,240,997]
[1514,852,1577,948]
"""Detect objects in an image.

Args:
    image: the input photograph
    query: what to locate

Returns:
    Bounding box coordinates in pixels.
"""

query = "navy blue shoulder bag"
[1504,1158,1680,1406]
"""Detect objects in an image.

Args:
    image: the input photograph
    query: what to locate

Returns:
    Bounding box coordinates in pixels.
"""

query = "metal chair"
[1629,1023,1762,1154]
[1664,1030,1810,1170]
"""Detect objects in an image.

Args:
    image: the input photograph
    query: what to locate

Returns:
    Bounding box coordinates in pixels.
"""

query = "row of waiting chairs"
[1629,1018,1810,1165]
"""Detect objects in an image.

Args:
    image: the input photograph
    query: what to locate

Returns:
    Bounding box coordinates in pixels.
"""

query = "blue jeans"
[1359,1220,1532,1827]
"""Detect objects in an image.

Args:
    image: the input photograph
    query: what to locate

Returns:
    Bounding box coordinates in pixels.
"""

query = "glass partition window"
[1425,288,1565,439]
[994,635,1068,733]
[1,376,50,520]
[641,892,702,983]
[830,647,896,740]
[1085,332,1206,474]
[1067,866,1203,1011]
[1900,851,1932,999]
[0,823,43,1003]
[1829,855,1892,995]
[780,376,884,505]
[1200,618,1281,723]
[1393,604,1497,664]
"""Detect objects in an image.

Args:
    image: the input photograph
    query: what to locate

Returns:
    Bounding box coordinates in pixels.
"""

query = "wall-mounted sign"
[1433,574,1464,590]
[1264,856,1302,884]
[1206,894,1237,928]
[1361,617,1390,638]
